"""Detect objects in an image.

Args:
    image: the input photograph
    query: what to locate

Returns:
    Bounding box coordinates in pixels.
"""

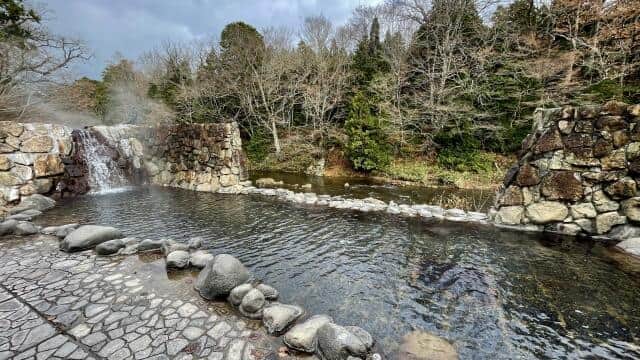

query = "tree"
[345,92,390,171]
[0,0,87,118]
[352,17,390,86]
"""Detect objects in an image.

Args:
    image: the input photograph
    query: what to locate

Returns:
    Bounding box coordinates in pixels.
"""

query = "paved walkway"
[0,236,276,360]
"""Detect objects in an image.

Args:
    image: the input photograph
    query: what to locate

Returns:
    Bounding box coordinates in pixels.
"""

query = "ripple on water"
[39,186,640,359]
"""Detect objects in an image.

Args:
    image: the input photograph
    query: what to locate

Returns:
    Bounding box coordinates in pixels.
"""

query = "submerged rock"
[398,331,458,360]
[0,219,18,236]
[161,239,189,255]
[190,250,214,268]
[95,239,126,255]
[316,323,373,360]
[6,209,42,221]
[283,314,333,353]
[138,239,164,252]
[60,225,123,252]
[262,303,304,335]
[256,283,279,300]
[188,236,204,249]
[167,250,190,269]
[195,254,250,299]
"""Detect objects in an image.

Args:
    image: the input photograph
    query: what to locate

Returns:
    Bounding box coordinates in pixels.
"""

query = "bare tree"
[0,23,88,118]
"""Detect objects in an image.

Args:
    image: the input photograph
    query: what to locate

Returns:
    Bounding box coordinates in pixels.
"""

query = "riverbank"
[247,148,512,191]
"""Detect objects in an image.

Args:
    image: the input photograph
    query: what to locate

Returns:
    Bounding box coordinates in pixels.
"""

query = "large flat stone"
[60,225,123,252]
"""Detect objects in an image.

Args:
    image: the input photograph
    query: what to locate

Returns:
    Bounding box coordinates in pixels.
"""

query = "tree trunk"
[271,119,281,155]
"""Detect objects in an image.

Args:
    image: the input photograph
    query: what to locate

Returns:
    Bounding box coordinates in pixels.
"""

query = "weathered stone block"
[601,149,626,170]
[595,211,626,234]
[605,178,637,199]
[593,190,620,212]
[516,165,540,186]
[494,206,524,225]
[622,197,640,223]
[500,186,524,206]
[20,135,53,153]
[571,203,597,219]
[526,201,569,224]
[534,129,563,154]
[0,156,12,171]
[34,154,64,177]
[541,171,583,201]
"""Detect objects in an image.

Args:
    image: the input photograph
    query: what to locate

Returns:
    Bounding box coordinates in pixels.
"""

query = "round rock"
[256,283,279,300]
[283,315,333,353]
[95,239,125,255]
[195,254,250,299]
[229,283,254,306]
[262,303,304,335]
[188,236,204,249]
[240,289,265,314]
[190,250,214,269]
[166,250,190,269]
[13,221,40,236]
[60,225,123,252]
[316,323,373,360]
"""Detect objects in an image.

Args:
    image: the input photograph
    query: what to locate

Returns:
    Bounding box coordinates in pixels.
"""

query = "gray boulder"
[9,194,56,214]
[95,239,126,255]
[190,250,214,269]
[262,303,304,335]
[161,239,189,255]
[316,323,373,360]
[138,239,164,252]
[13,221,40,236]
[42,223,80,238]
[229,283,253,306]
[188,236,204,249]
[7,209,42,221]
[283,315,333,353]
[120,244,139,255]
[0,219,18,236]
[240,289,265,314]
[60,225,123,252]
[256,283,279,300]
[55,224,79,238]
[616,237,640,257]
[195,254,250,300]
[166,250,190,269]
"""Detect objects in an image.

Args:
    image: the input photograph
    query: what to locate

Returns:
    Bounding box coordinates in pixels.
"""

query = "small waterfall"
[76,129,129,193]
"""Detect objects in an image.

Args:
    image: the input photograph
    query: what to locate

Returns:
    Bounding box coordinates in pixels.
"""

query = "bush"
[586,80,640,103]
[434,129,493,173]
[244,130,272,163]
[344,92,391,172]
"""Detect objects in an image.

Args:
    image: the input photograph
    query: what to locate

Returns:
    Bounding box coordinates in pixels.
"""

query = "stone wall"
[0,122,75,211]
[91,122,247,192]
[492,101,640,240]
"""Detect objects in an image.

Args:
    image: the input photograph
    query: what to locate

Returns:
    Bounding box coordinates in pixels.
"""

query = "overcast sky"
[40,0,384,79]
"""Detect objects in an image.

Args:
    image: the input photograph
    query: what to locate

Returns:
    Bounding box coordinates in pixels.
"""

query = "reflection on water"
[250,171,495,211]
[39,187,640,359]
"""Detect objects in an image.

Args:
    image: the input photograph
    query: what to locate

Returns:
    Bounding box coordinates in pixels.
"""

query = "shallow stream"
[39,186,640,359]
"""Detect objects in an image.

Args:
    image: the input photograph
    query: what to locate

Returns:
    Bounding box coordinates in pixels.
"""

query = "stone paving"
[0,235,277,360]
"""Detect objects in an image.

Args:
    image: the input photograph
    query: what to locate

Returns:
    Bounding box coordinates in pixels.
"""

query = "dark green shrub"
[434,129,492,173]
[344,93,391,172]
[244,130,272,163]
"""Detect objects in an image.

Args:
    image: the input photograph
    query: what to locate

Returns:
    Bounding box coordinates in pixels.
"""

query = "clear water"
[250,171,495,211]
[39,187,640,359]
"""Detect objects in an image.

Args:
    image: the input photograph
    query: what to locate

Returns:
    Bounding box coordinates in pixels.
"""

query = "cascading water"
[76,129,130,193]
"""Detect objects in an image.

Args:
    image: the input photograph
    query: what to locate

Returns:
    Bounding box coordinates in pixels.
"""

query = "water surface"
[40,187,640,359]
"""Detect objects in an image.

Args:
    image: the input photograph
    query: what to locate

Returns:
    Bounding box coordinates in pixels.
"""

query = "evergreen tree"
[345,92,390,172]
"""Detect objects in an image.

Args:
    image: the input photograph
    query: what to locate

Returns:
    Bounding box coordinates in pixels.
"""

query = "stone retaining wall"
[92,122,247,192]
[1,121,247,214]
[491,101,640,240]
[0,122,75,212]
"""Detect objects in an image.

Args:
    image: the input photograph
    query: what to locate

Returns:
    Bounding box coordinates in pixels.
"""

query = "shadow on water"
[38,186,640,359]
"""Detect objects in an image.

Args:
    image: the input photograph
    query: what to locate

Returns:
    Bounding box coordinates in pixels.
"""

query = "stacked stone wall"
[91,121,247,192]
[0,122,76,212]
[492,101,640,239]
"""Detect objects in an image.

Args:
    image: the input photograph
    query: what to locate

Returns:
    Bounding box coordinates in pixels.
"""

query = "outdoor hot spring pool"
[38,186,640,359]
